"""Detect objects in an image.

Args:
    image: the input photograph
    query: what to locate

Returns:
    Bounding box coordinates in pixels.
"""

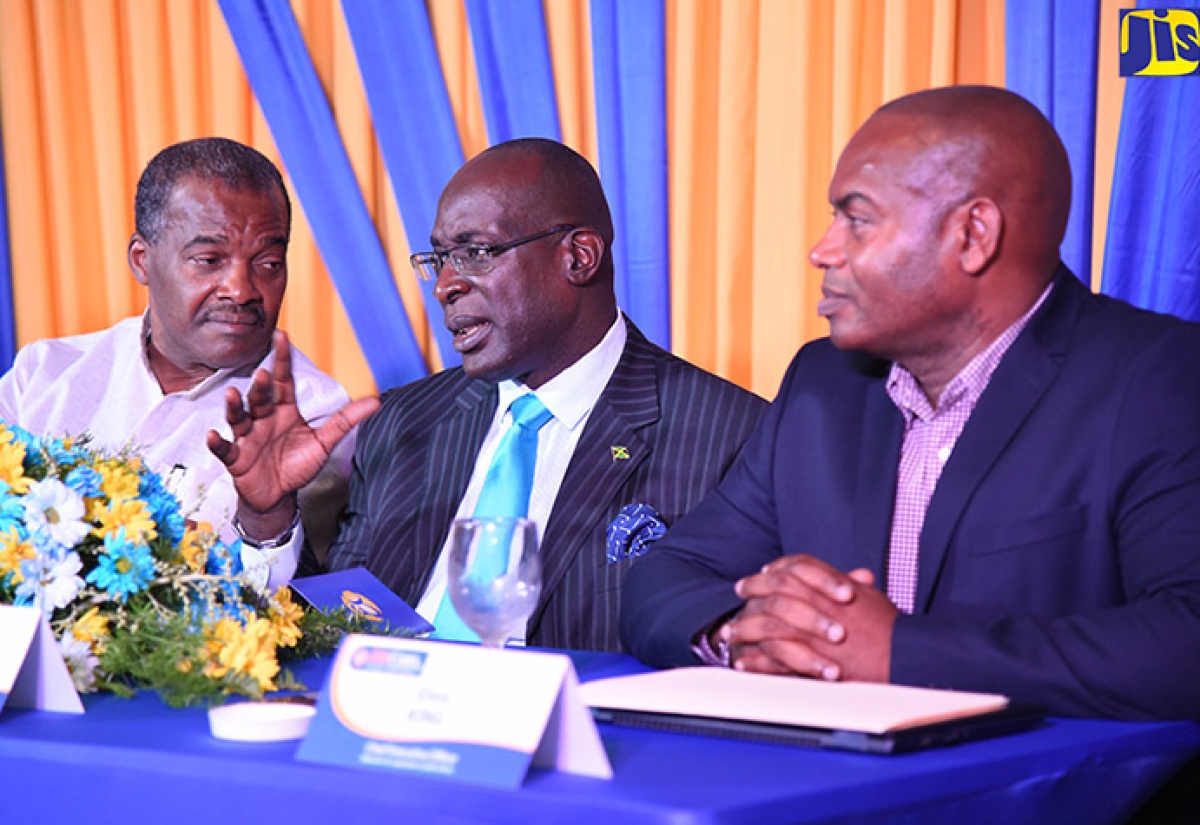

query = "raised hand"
[719,555,896,683]
[206,330,380,539]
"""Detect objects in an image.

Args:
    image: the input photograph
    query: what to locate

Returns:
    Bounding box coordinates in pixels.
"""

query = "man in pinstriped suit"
[213,138,765,652]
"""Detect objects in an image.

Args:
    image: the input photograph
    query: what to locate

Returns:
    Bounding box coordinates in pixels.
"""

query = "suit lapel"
[531,324,660,629]
[914,271,1081,610]
[402,380,496,603]
[854,377,904,581]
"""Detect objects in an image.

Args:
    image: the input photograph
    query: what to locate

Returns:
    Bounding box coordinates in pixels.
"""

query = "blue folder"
[290,568,433,635]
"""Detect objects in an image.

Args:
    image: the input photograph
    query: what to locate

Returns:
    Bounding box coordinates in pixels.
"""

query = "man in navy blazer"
[621,86,1200,720]
[211,138,764,652]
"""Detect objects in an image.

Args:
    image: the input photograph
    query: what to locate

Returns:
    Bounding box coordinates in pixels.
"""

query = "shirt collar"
[497,312,627,430]
[139,310,265,398]
[887,281,1055,421]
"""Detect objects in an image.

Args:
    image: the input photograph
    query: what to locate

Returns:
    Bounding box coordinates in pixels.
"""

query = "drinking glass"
[446,517,542,648]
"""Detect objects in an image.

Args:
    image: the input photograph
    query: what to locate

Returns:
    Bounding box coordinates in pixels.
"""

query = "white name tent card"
[0,605,84,715]
[296,634,612,787]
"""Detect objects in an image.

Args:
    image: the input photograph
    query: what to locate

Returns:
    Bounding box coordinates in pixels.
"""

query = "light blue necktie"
[431,394,553,641]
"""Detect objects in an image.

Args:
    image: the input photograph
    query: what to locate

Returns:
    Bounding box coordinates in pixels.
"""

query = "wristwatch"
[232,508,300,550]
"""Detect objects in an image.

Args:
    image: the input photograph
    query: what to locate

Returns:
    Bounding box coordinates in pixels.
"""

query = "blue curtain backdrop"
[340,0,462,369]
[465,0,563,144]
[218,0,427,391]
[591,0,670,348]
[0,117,15,372]
[229,0,672,378]
[1101,3,1200,322]
[1005,0,1100,283]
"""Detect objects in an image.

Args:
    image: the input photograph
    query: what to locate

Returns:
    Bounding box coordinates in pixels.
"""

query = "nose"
[808,221,845,270]
[433,261,471,305]
[218,259,261,303]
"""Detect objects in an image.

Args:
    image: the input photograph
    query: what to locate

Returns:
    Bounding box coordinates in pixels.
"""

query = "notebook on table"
[580,667,1044,755]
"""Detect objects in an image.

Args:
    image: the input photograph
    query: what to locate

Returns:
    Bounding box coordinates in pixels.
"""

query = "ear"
[957,198,1002,275]
[128,234,151,286]
[563,228,606,286]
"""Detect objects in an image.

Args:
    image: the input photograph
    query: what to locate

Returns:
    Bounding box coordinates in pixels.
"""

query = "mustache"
[203,304,266,324]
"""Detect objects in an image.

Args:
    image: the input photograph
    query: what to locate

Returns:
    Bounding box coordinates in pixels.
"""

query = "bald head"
[456,138,615,274]
[869,85,1072,278]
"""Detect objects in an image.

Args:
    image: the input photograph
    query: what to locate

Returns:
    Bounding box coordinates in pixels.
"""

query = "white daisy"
[59,635,99,693]
[22,477,90,549]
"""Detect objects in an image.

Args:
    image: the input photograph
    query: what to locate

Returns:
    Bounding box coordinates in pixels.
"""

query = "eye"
[460,245,492,265]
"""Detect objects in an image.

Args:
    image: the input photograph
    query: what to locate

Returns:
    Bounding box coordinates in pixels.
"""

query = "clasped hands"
[717,554,898,683]
[206,331,381,541]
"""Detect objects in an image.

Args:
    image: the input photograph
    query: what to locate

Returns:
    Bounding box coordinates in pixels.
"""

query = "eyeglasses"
[410,224,576,282]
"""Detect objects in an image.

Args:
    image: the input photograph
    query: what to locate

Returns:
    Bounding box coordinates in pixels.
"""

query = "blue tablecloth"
[1,650,1197,824]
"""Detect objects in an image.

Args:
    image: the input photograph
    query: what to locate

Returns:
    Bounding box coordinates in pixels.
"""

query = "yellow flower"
[0,435,31,495]
[267,587,304,649]
[0,527,36,582]
[97,460,141,502]
[92,497,157,544]
[204,617,280,692]
[72,606,111,650]
[178,522,213,572]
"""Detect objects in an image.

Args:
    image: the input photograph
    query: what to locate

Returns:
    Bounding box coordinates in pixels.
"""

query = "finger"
[270,329,297,408]
[730,643,793,675]
[729,597,846,646]
[223,387,253,436]
[207,429,238,467]
[242,368,275,419]
[312,397,381,454]
[848,567,876,587]
[757,639,842,681]
[735,639,841,681]
[737,555,854,604]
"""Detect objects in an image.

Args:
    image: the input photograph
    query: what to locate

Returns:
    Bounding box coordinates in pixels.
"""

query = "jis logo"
[1119,8,1200,76]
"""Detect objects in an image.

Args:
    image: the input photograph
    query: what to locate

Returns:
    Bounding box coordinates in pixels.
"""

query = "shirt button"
[937,446,952,464]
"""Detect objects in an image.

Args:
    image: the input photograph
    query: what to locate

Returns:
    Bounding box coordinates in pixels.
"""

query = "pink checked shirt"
[884,284,1053,612]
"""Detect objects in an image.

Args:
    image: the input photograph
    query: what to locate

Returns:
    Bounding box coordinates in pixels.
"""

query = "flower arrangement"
[0,421,372,707]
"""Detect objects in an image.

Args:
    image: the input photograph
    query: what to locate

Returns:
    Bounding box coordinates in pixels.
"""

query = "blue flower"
[0,488,27,537]
[605,503,668,564]
[139,470,186,544]
[85,528,157,601]
[65,465,103,497]
[44,436,86,466]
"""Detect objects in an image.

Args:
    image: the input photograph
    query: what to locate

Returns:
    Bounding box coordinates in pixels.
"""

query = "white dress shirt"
[415,313,629,640]
[0,314,354,589]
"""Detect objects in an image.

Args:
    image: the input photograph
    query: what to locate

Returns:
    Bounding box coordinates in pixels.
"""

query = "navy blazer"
[622,271,1200,720]
[317,319,766,652]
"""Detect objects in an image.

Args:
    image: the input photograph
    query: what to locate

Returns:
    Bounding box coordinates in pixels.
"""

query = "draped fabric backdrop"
[0,0,1188,401]
[1102,0,1200,322]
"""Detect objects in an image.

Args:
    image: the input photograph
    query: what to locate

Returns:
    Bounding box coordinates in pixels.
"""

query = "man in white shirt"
[0,137,353,588]
[208,138,765,651]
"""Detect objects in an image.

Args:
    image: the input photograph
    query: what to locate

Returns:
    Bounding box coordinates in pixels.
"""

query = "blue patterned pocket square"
[606,503,667,564]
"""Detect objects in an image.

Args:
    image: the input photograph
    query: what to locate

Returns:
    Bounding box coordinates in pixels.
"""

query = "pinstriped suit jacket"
[316,320,766,652]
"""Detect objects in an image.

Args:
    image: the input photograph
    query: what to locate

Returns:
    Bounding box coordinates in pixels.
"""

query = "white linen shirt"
[415,313,629,640]
[0,315,354,589]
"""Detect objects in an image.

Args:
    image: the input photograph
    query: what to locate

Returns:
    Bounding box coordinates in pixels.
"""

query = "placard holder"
[297,635,612,787]
[0,605,84,715]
